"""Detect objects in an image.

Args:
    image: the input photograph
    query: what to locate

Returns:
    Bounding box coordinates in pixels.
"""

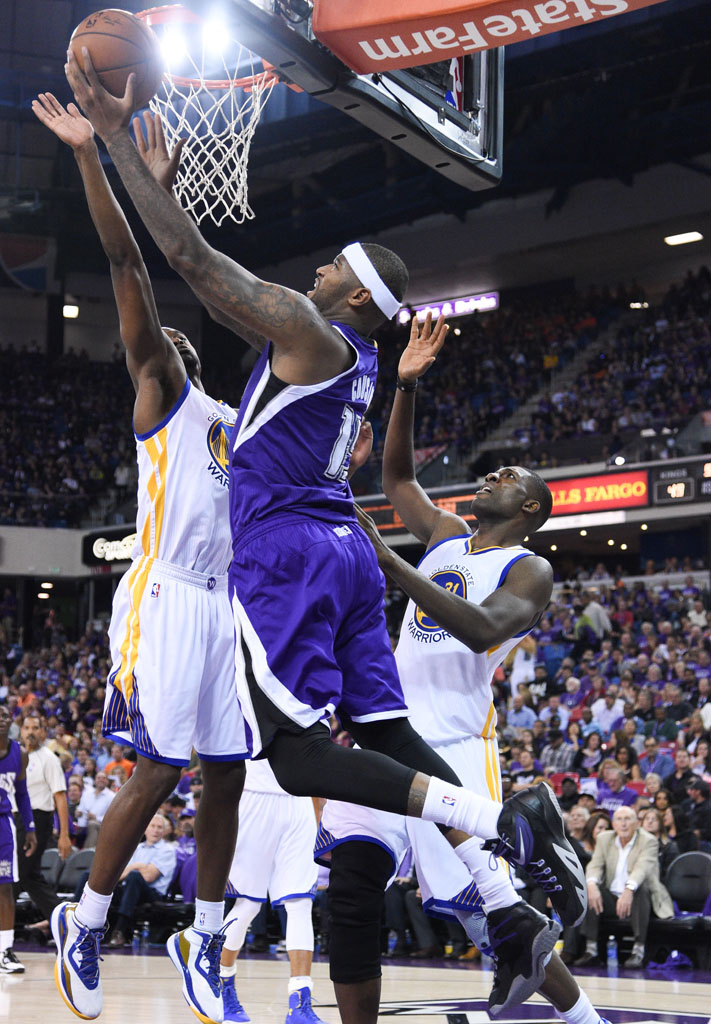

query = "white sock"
[220,963,236,979]
[194,899,224,934]
[288,976,312,995]
[76,884,113,930]
[556,989,601,1024]
[0,929,13,952]
[454,836,521,912]
[421,778,501,838]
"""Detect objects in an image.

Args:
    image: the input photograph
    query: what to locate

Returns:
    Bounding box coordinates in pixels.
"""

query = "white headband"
[342,243,401,320]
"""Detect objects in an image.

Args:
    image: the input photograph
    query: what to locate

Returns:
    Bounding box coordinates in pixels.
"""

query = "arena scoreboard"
[360,455,711,537]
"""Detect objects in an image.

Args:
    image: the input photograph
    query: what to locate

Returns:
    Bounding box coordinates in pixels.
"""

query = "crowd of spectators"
[4,557,711,965]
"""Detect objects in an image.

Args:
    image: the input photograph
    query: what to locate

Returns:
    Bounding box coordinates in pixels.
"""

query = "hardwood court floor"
[9,948,711,1024]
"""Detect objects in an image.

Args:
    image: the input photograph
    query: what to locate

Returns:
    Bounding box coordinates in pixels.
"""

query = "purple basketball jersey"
[0,740,21,817]
[229,322,376,546]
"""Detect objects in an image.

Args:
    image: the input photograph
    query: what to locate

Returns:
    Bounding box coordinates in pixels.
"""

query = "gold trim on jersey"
[465,540,504,555]
[115,428,168,704]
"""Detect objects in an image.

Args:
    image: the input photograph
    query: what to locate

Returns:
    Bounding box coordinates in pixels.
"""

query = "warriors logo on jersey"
[413,567,472,634]
[206,415,235,486]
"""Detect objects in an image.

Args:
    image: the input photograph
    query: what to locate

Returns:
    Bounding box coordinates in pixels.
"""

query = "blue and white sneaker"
[222,975,250,1022]
[285,986,327,1024]
[482,782,587,927]
[167,927,225,1024]
[50,901,103,1020]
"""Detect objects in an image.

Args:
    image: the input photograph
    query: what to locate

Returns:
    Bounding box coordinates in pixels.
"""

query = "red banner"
[550,470,649,516]
[313,0,670,74]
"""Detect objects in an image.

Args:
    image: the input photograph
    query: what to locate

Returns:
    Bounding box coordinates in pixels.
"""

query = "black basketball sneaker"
[486,902,560,1016]
[482,782,587,927]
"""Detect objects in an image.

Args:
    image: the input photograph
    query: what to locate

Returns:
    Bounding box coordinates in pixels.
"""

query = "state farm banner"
[313,0,670,74]
[550,470,649,516]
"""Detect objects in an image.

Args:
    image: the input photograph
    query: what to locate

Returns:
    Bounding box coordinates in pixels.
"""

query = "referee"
[15,713,71,920]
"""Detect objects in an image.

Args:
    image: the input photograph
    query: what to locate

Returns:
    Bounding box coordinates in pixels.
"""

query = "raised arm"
[65,51,349,383]
[31,92,185,427]
[381,312,462,546]
[133,112,268,352]
[355,505,553,653]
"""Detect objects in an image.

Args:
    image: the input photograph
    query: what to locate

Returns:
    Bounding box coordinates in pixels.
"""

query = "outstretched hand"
[398,311,448,385]
[133,111,186,194]
[31,92,94,149]
[65,45,134,142]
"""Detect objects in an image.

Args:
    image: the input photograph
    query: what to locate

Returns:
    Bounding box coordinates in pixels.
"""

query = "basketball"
[69,8,164,111]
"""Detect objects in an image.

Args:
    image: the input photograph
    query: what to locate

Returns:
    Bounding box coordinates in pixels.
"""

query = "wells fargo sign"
[313,0,669,74]
[550,470,649,516]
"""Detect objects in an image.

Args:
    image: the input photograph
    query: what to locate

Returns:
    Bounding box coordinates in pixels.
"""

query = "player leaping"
[65,50,586,993]
[32,93,248,1023]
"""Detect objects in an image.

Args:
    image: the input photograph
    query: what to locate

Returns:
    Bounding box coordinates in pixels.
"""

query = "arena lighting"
[579,529,587,536]
[641,523,648,530]
[550,544,557,552]
[664,231,703,246]
[40,582,53,589]
[453,328,461,336]
[160,25,189,67]
[621,543,628,551]
[607,539,615,546]
[399,291,500,325]
[629,302,649,309]
[37,593,49,600]
[202,11,230,52]
[62,304,79,319]
[523,536,529,542]
[614,456,626,466]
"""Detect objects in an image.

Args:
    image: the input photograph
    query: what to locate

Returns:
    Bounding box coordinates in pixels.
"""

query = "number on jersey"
[325,404,362,481]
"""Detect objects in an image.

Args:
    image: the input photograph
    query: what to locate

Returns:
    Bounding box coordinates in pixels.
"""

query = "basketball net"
[138,5,279,226]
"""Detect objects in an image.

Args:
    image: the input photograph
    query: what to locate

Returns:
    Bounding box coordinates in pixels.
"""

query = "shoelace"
[75,928,103,985]
[525,858,562,894]
[223,980,243,1015]
[202,934,226,996]
[482,835,514,868]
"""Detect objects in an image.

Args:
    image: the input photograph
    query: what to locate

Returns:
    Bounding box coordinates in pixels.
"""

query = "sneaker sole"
[489,918,560,1017]
[520,786,587,928]
[166,933,222,1024]
[51,904,99,1021]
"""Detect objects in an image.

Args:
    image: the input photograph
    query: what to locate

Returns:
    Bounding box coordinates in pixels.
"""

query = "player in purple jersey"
[0,705,36,973]
[67,55,588,995]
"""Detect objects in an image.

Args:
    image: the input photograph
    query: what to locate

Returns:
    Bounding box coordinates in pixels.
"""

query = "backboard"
[180,0,504,192]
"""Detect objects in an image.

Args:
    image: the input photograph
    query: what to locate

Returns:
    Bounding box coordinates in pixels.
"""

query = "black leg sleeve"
[267,723,416,814]
[341,715,462,786]
[328,840,393,984]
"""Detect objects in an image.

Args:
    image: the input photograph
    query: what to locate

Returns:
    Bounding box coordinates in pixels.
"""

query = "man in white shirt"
[16,714,71,920]
[591,692,625,739]
[77,772,115,848]
[582,591,612,640]
[576,805,672,969]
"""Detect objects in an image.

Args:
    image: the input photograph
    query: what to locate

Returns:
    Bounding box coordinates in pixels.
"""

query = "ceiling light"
[607,539,615,546]
[63,304,79,319]
[550,544,557,552]
[453,328,461,336]
[613,456,625,466]
[641,523,648,531]
[524,536,529,543]
[664,231,703,246]
[620,543,628,551]
[579,529,587,537]
[37,592,49,600]
[40,582,53,589]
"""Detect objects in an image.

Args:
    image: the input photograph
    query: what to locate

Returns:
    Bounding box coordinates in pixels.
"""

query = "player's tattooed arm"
[356,504,553,653]
[66,49,344,366]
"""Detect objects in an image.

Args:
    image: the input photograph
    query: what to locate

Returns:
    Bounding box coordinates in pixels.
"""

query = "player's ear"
[348,286,372,309]
[522,499,540,516]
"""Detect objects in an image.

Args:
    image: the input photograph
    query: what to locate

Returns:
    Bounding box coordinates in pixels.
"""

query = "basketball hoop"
[137,4,282,226]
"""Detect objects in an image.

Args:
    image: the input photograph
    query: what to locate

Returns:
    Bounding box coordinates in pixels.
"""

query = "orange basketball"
[70,9,164,111]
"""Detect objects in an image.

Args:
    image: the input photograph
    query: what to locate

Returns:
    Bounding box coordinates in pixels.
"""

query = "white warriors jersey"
[396,537,535,746]
[130,379,236,574]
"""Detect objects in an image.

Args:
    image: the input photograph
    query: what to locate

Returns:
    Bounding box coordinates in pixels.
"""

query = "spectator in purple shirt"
[597,764,639,814]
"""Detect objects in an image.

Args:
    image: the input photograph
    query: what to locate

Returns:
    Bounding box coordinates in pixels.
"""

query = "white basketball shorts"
[103,555,248,765]
[229,789,318,903]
